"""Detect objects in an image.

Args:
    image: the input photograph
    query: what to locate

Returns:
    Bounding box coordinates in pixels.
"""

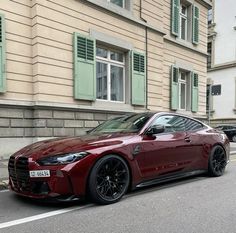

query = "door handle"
[185,137,191,143]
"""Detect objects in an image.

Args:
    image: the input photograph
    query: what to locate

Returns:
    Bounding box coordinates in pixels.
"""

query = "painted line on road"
[0,204,94,229]
[0,189,9,193]
[230,159,236,162]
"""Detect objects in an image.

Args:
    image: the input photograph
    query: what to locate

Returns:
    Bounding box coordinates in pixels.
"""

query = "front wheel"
[88,155,130,205]
[208,145,227,177]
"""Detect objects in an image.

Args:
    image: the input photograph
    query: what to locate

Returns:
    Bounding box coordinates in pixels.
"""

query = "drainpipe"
[140,0,148,110]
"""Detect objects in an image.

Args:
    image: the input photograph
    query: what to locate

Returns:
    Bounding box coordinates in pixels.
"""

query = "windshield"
[89,113,153,134]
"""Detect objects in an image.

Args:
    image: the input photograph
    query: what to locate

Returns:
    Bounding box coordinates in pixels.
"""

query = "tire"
[208,145,227,177]
[88,155,130,205]
[232,135,236,142]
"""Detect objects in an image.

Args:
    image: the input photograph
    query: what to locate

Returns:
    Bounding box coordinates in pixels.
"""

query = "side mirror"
[146,125,165,136]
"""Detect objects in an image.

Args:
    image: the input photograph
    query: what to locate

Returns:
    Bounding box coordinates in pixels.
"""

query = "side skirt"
[135,170,207,188]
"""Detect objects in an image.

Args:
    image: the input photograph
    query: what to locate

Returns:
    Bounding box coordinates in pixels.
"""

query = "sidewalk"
[0,159,9,190]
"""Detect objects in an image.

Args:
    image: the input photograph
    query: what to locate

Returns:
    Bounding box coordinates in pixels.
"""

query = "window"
[179,70,191,110]
[183,118,203,131]
[180,4,188,40]
[96,47,125,102]
[151,115,186,133]
[208,9,213,25]
[108,0,125,8]
[171,0,199,44]
[151,114,203,133]
[74,33,146,106]
[206,84,211,112]
[171,66,199,112]
[207,42,212,68]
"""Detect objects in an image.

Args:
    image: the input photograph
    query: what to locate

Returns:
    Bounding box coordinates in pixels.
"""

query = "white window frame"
[108,0,125,8]
[180,3,188,41]
[178,70,192,111]
[179,71,187,110]
[96,47,125,103]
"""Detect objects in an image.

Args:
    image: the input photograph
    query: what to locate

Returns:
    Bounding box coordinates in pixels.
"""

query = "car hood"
[12,133,136,160]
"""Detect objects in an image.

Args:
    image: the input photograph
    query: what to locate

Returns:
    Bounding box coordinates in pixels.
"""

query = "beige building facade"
[0,0,210,157]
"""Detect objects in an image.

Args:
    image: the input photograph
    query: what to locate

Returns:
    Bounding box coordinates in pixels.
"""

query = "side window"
[151,115,186,133]
[183,118,203,131]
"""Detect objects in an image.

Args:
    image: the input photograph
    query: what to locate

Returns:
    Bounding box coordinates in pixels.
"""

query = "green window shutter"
[73,33,96,100]
[131,51,146,106]
[192,5,199,44]
[171,0,180,36]
[0,14,6,93]
[191,72,199,112]
[171,65,179,110]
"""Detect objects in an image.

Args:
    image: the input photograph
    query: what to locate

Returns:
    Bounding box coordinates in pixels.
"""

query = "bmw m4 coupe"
[8,112,230,204]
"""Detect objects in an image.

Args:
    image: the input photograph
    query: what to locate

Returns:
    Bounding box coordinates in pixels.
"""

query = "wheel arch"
[85,152,134,197]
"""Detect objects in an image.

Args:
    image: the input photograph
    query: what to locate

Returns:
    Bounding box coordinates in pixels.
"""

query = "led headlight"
[37,152,89,166]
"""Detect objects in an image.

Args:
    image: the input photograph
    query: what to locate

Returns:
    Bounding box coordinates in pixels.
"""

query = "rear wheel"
[88,155,130,205]
[208,145,227,177]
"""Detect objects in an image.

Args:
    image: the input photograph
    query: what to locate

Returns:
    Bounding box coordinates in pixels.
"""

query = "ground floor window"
[171,65,198,112]
[179,70,191,111]
[96,47,125,102]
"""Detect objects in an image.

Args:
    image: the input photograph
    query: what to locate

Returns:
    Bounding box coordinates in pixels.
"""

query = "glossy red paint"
[8,112,230,202]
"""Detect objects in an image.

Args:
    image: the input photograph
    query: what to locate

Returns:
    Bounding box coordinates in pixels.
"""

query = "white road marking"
[0,204,93,229]
[0,189,9,193]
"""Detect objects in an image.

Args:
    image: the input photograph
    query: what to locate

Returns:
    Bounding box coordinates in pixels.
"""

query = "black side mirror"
[146,125,165,136]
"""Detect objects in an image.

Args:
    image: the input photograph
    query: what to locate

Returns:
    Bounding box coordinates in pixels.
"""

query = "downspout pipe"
[140,0,148,110]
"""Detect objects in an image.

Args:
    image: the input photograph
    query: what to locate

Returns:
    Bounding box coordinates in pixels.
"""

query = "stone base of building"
[209,118,236,127]
[0,105,125,159]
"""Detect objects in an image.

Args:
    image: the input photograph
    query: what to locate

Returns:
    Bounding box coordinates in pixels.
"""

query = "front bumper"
[8,155,90,200]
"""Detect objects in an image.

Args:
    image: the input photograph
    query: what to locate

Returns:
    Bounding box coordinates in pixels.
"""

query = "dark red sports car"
[8,112,230,204]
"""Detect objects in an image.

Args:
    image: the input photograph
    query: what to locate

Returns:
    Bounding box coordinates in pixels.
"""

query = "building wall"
[207,0,236,122]
[163,42,207,116]
[214,0,236,65]
[0,0,209,157]
[0,0,33,102]
[208,67,236,119]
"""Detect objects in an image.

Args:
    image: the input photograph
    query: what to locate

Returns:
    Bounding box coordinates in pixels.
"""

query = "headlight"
[37,152,89,166]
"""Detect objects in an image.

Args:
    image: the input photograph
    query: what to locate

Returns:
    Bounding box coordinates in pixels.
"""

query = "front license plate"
[29,170,50,178]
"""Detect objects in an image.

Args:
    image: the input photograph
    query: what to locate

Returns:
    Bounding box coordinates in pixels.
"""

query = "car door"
[136,114,194,180]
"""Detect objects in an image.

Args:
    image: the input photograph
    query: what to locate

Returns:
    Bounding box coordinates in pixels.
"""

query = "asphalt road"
[0,158,236,233]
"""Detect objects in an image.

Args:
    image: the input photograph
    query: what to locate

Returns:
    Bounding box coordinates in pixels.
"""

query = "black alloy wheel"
[88,155,130,204]
[208,145,227,177]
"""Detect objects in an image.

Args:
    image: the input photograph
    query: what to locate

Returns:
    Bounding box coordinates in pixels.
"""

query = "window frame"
[180,4,188,40]
[150,114,204,135]
[96,46,126,103]
[150,114,186,134]
[178,70,191,111]
[171,0,199,45]
[108,0,125,8]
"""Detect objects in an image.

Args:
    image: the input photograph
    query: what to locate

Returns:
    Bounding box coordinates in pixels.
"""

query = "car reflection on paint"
[8,112,230,204]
